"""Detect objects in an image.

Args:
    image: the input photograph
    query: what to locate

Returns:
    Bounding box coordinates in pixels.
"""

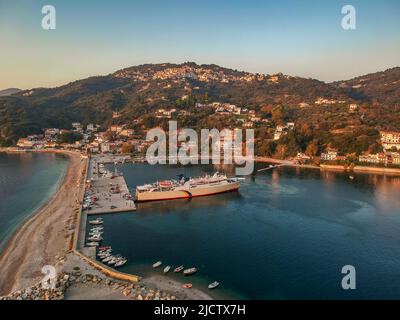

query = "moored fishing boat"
[102,255,113,263]
[153,261,162,268]
[89,218,103,225]
[88,235,103,242]
[182,283,193,289]
[208,281,220,289]
[89,232,103,237]
[174,265,184,273]
[114,258,127,268]
[98,253,111,259]
[107,257,119,266]
[163,266,171,274]
[135,173,240,202]
[183,267,197,276]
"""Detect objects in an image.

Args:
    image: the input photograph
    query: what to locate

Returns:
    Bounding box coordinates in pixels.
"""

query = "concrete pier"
[86,175,136,215]
[85,155,136,215]
[77,154,136,250]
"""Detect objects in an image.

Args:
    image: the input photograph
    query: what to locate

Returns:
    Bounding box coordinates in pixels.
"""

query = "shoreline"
[2,151,400,298]
[0,153,68,252]
[0,150,86,296]
[255,156,400,176]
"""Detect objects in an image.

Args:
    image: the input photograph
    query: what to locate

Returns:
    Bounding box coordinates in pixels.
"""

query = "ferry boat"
[135,173,240,202]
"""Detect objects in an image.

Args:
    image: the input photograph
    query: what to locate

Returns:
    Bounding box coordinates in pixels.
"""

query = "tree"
[305,140,319,157]
[58,132,83,144]
[142,115,157,128]
[104,131,118,142]
[257,140,276,156]
[271,106,286,125]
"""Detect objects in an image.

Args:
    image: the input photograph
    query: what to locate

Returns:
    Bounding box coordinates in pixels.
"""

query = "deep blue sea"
[0,152,69,251]
[94,163,400,299]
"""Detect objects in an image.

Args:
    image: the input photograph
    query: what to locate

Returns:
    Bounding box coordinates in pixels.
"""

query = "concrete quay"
[86,175,136,215]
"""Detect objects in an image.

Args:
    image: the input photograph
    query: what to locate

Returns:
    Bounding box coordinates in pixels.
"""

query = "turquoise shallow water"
[0,152,69,252]
[92,163,400,299]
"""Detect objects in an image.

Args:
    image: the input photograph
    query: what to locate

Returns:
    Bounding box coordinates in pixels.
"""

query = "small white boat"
[183,268,197,276]
[89,232,103,237]
[90,230,103,234]
[89,218,103,225]
[88,236,103,242]
[174,265,184,273]
[98,249,112,254]
[102,256,113,263]
[107,257,119,266]
[153,261,162,268]
[98,251,111,257]
[163,266,171,274]
[208,281,220,289]
[114,259,127,268]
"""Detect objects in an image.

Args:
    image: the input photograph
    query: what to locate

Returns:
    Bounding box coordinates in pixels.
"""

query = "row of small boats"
[86,218,104,246]
[97,246,127,268]
[152,261,220,290]
[86,219,128,269]
[87,219,218,289]
[153,261,194,275]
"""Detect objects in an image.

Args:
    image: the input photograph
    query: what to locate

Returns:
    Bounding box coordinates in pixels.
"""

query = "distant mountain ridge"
[0,88,22,97]
[333,67,400,105]
[0,62,399,147]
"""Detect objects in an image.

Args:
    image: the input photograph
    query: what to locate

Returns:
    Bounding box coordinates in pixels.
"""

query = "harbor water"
[93,163,400,299]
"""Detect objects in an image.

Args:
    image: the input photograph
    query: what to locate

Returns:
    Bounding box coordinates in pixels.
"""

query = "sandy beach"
[0,150,87,296]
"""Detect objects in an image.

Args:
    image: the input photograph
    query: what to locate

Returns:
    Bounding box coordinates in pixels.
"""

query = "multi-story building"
[380,131,400,150]
[72,122,83,133]
[87,123,97,132]
[358,153,386,164]
[16,138,34,148]
[321,150,339,161]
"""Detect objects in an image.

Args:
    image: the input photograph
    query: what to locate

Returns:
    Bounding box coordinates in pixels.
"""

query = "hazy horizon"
[1,0,399,90]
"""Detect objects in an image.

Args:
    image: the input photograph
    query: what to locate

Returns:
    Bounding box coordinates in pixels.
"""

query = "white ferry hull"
[136,181,239,202]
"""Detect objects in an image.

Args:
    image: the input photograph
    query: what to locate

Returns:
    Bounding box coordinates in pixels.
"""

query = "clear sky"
[0,0,399,89]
